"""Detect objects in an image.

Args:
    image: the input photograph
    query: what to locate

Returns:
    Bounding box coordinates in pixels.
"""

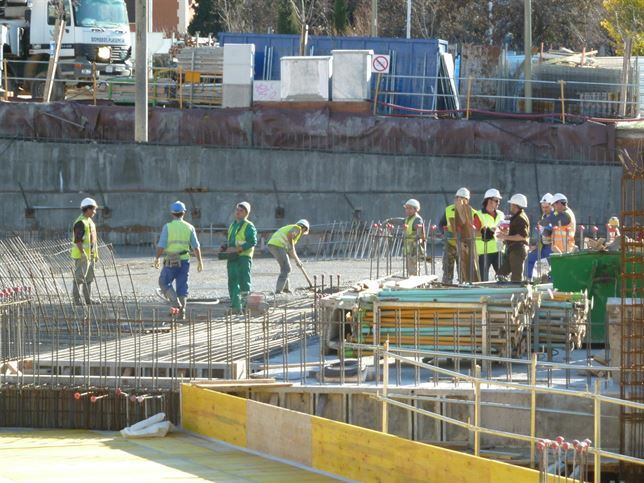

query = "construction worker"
[476,188,504,281]
[527,193,555,279]
[607,216,620,244]
[440,187,476,284]
[71,197,100,305]
[221,202,257,313]
[400,199,425,276]
[154,201,203,319]
[551,193,576,254]
[267,220,310,294]
[497,194,530,282]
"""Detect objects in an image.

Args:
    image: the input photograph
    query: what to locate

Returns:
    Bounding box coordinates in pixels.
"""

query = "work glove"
[481,228,495,242]
[197,259,204,272]
[153,258,160,269]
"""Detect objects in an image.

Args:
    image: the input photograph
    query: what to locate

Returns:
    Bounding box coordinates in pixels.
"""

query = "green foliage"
[601,0,644,54]
[277,0,300,34]
[188,0,224,36]
[333,0,349,34]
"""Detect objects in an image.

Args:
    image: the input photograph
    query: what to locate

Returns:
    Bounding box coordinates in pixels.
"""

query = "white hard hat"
[455,187,471,200]
[237,201,251,214]
[404,198,420,210]
[540,193,554,204]
[483,188,502,200]
[508,194,528,209]
[80,197,97,209]
[296,219,310,232]
[552,193,568,204]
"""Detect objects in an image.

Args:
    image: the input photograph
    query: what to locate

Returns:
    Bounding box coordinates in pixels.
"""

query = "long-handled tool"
[298,262,314,289]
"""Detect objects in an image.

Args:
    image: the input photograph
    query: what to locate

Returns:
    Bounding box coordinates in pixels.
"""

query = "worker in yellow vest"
[154,201,203,319]
[401,199,425,276]
[439,188,476,284]
[221,202,257,313]
[476,188,504,281]
[70,197,100,305]
[267,220,310,294]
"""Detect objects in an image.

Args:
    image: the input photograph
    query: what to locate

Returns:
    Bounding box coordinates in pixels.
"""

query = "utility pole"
[523,0,532,113]
[371,0,378,37]
[135,0,148,142]
[405,0,411,39]
[43,16,65,102]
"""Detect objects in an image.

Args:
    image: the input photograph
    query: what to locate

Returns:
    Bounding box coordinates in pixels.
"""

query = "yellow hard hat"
[608,217,619,227]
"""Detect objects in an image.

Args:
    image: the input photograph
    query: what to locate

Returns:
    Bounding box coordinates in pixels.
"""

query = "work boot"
[162,287,179,307]
[178,296,187,321]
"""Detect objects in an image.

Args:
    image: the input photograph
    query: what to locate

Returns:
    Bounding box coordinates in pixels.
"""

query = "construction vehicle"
[0,0,131,99]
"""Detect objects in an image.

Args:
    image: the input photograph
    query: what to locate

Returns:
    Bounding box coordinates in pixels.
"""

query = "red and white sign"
[371,54,390,74]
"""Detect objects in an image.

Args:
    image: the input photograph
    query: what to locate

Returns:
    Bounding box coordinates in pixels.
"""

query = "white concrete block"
[223,84,252,108]
[280,56,332,101]
[253,81,281,102]
[223,64,254,85]
[331,50,373,101]
[223,43,255,66]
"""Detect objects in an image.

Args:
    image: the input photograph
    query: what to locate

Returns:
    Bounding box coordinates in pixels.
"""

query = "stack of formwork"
[532,287,590,349]
[177,46,224,107]
[352,287,539,358]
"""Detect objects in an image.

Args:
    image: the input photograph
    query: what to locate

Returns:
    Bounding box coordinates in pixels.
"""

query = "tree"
[601,0,644,54]
[277,0,300,34]
[333,0,349,34]
[189,0,224,36]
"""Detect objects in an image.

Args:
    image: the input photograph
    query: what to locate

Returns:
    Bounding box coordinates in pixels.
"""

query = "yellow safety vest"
[166,219,193,261]
[268,224,302,250]
[228,220,255,258]
[475,210,504,255]
[70,214,98,260]
[404,215,422,253]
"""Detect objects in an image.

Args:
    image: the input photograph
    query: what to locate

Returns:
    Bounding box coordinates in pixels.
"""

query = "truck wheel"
[30,72,65,101]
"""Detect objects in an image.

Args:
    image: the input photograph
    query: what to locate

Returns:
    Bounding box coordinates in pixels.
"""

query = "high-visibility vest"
[166,219,194,261]
[228,220,255,258]
[475,210,504,255]
[70,214,98,260]
[552,209,576,254]
[444,204,476,246]
[404,215,423,253]
[268,224,302,250]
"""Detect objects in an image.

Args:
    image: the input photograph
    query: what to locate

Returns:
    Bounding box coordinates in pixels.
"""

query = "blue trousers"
[527,245,552,279]
[159,260,190,297]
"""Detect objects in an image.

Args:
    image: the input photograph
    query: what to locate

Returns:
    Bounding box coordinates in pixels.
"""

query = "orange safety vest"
[552,225,575,253]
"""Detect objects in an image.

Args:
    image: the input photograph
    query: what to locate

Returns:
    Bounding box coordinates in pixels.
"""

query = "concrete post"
[523,0,532,113]
[135,0,148,143]
[405,0,411,39]
[371,0,378,37]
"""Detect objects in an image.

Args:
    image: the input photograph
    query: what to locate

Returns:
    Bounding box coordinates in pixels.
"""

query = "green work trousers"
[227,256,252,310]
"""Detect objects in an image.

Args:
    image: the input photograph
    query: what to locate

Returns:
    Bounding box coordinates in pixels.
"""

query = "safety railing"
[1,59,222,108]
[373,73,641,121]
[345,340,644,482]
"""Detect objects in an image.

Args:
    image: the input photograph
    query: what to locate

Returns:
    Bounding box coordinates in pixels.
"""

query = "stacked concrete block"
[331,50,373,101]
[223,43,255,108]
[280,56,332,101]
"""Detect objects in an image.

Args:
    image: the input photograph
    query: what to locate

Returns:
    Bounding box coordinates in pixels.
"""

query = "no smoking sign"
[371,54,390,74]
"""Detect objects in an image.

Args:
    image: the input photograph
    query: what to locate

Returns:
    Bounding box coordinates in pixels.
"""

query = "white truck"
[1,0,131,99]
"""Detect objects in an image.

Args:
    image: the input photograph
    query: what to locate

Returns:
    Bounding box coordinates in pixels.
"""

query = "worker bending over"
[71,197,100,305]
[476,188,504,281]
[221,202,257,313]
[267,220,310,294]
[154,201,203,319]
[497,194,530,282]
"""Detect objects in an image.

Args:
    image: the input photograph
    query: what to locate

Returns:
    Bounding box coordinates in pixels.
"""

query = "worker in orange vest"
[550,193,576,254]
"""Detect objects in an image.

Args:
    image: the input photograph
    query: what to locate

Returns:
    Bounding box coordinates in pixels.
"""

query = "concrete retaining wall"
[1,139,621,244]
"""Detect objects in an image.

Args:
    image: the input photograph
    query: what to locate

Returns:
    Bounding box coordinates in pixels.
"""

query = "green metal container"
[549,252,621,343]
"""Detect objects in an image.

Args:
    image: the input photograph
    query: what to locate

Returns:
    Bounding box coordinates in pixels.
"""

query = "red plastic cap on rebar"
[592,226,599,232]
[136,396,145,404]
[115,388,123,397]
[431,225,437,231]
[583,438,592,446]
[561,442,571,451]
[73,392,82,400]
[550,441,559,449]
[578,225,585,231]
[372,223,378,228]
[90,395,98,403]
[129,395,137,402]
[572,439,580,448]
[556,436,565,444]
[536,441,545,451]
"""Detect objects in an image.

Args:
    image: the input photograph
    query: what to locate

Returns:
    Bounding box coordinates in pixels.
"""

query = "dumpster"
[549,252,620,343]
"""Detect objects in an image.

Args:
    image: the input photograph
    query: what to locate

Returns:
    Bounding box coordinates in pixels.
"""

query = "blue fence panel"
[219,33,448,112]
